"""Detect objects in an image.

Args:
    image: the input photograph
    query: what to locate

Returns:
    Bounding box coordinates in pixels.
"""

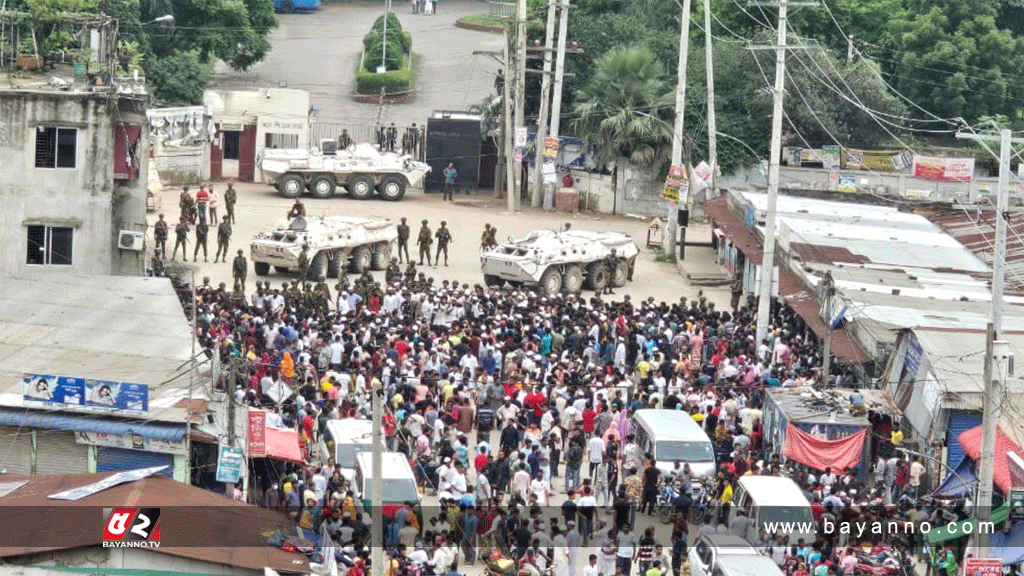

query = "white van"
[354,451,420,519]
[729,475,816,545]
[632,409,717,478]
[320,419,374,485]
[688,534,785,576]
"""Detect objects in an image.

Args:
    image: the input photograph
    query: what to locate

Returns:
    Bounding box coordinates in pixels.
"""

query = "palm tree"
[572,44,674,167]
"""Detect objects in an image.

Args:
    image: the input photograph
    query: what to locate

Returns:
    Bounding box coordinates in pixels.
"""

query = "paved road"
[153,183,731,311]
[209,0,503,126]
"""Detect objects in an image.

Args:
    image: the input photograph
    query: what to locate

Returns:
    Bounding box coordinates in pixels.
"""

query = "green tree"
[572,44,674,166]
[143,49,211,105]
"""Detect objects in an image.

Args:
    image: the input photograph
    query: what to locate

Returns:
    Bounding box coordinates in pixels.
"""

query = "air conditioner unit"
[118,230,145,251]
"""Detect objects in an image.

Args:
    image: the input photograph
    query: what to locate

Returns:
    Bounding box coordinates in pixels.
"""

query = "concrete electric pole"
[531,1,558,208]
[666,0,692,259]
[703,0,719,197]
[370,380,384,576]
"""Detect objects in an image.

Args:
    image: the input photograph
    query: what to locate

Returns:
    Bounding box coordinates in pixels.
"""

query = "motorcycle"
[657,480,678,524]
[689,477,715,524]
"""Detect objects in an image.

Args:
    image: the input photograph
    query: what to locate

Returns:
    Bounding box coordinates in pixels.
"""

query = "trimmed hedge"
[371,12,403,34]
[355,68,412,95]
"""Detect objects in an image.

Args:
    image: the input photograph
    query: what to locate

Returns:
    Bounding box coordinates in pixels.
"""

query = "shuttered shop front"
[96,447,173,476]
[36,430,88,475]
[0,426,32,475]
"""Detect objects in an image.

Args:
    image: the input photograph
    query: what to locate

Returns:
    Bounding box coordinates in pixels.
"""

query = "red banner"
[912,155,974,182]
[782,423,866,472]
[247,410,266,457]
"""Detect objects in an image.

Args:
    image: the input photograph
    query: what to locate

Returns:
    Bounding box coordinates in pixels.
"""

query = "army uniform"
[297,245,310,283]
[486,225,497,250]
[193,222,210,262]
[151,251,166,277]
[404,262,417,285]
[386,259,402,284]
[480,224,491,251]
[416,220,433,266]
[154,214,169,256]
[172,219,190,261]
[603,251,619,295]
[215,217,232,263]
[224,184,237,224]
[434,222,452,266]
[288,200,306,220]
[232,250,247,295]
[396,218,411,263]
[179,187,194,223]
[358,270,374,299]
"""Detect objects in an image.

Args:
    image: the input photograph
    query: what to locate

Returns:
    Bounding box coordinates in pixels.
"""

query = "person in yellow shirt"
[719,476,734,524]
[637,357,651,380]
[891,424,903,447]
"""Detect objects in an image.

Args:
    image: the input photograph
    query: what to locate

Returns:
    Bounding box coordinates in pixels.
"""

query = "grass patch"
[654,250,677,263]
[459,12,505,30]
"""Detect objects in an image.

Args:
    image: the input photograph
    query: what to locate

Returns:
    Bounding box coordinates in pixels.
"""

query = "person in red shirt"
[195,186,210,225]
[475,447,489,473]
[582,404,596,436]
[525,387,546,425]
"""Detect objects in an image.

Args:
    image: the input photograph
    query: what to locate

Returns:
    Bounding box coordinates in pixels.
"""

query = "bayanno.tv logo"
[102,508,161,548]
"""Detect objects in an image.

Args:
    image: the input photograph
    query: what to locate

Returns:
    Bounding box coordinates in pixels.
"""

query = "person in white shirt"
[587,435,605,478]
[530,471,550,505]
[582,553,600,576]
[447,462,468,499]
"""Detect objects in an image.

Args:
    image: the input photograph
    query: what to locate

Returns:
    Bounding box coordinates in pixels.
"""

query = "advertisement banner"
[693,161,713,185]
[891,150,913,170]
[802,148,823,164]
[514,126,528,148]
[822,145,842,169]
[858,150,902,171]
[963,558,1002,575]
[1008,487,1024,522]
[784,147,802,166]
[248,410,266,458]
[543,137,559,159]
[845,149,862,170]
[913,155,974,182]
[662,164,685,202]
[23,373,147,415]
[837,174,856,193]
[215,445,245,484]
[75,431,187,455]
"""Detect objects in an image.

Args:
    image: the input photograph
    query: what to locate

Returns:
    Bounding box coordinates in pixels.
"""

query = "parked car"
[688,534,784,576]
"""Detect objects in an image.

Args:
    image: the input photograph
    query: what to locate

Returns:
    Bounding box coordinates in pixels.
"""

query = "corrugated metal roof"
[0,407,185,440]
[0,473,310,574]
[0,273,194,422]
[920,206,1024,297]
[766,387,876,428]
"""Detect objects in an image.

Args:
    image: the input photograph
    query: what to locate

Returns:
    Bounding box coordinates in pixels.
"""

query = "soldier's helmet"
[611,248,617,254]
[391,257,398,262]
[237,249,244,255]
[422,219,428,224]
[159,213,165,218]
[441,221,447,226]
[401,217,407,222]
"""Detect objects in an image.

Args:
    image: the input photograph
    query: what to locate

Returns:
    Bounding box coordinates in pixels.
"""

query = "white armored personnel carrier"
[259,143,431,201]
[480,229,640,295]
[250,215,398,281]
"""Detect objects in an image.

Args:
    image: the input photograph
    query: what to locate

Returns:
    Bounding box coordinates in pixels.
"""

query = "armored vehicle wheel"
[611,258,628,287]
[538,267,562,296]
[309,251,328,281]
[371,243,392,270]
[379,175,407,201]
[327,249,346,278]
[484,274,504,287]
[274,266,291,274]
[254,262,270,276]
[347,174,375,200]
[310,174,336,198]
[277,174,305,198]
[585,262,609,290]
[561,264,584,293]
[350,245,372,272]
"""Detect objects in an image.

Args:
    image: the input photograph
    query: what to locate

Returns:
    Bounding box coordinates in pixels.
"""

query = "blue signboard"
[23,373,148,415]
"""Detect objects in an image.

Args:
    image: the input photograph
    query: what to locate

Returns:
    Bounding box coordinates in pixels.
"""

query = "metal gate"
[0,425,31,475]
[36,430,88,475]
[97,446,173,477]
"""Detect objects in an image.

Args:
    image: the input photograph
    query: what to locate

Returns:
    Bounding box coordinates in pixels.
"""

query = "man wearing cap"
[232,249,247,295]
[435,221,452,267]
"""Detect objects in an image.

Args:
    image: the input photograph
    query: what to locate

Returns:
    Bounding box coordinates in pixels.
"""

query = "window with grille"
[26,225,73,265]
[35,127,77,168]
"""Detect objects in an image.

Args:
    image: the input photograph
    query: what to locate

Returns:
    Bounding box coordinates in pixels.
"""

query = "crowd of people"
[187,263,946,576]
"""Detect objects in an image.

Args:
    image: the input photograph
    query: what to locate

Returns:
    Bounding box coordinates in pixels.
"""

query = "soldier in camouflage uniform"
[603,248,619,295]
[179,186,195,223]
[154,213,169,256]
[481,224,492,251]
[397,217,411,263]
[404,262,417,285]
[358,269,374,299]
[386,258,402,284]
[434,221,452,266]
[224,183,237,224]
[151,249,166,277]
[193,221,209,262]
[214,216,232,263]
[417,219,433,266]
[232,249,247,295]
[297,244,310,282]
[172,217,190,261]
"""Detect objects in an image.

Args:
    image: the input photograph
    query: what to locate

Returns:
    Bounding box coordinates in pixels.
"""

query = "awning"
[704,196,871,364]
[931,454,978,499]
[264,427,303,463]
[782,423,866,472]
[988,518,1024,565]
[959,424,1023,494]
[926,505,1007,546]
[0,407,186,441]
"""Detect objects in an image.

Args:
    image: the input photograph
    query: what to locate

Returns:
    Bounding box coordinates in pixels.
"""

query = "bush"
[363,35,406,71]
[371,12,403,34]
[356,68,412,95]
[362,29,410,55]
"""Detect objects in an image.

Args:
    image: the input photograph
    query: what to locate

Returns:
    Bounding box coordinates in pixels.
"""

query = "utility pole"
[956,128,1023,550]
[703,0,719,197]
[531,1,558,208]
[503,31,517,212]
[753,0,815,346]
[666,0,692,259]
[514,0,527,203]
[821,271,835,384]
[549,0,570,136]
[370,379,384,576]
